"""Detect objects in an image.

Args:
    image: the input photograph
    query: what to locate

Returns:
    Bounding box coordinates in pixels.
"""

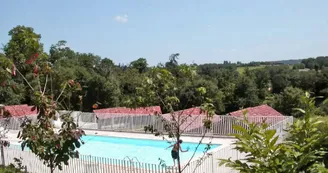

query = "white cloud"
[114,14,128,23]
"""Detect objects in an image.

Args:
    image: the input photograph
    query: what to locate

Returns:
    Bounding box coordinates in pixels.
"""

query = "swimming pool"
[78,135,220,166]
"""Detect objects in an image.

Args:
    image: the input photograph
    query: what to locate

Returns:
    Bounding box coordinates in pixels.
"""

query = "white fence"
[73,112,290,137]
[3,145,178,173]
[183,115,293,173]
[5,145,239,173]
[1,113,291,137]
[1,116,292,173]
[0,114,293,173]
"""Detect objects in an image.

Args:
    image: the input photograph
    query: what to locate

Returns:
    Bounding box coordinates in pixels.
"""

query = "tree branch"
[181,129,207,172]
[42,75,48,95]
[56,83,67,102]
[37,75,42,93]
[181,114,202,134]
[15,68,34,91]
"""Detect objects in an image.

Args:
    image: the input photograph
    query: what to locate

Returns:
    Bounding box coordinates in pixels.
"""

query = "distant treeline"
[1,25,328,117]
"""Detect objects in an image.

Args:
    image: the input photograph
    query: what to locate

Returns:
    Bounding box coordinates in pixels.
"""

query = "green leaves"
[292,108,305,114]
[196,87,206,95]
[15,60,85,172]
[264,130,276,142]
[232,125,248,134]
[220,93,328,173]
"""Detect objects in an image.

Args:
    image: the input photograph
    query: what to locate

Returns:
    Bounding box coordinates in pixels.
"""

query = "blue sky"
[1,0,328,65]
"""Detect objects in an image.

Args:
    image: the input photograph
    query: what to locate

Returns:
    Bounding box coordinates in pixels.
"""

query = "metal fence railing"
[0,111,293,173]
[78,113,291,136]
[184,116,293,173]
[4,145,178,173]
[1,116,292,173]
[0,111,292,137]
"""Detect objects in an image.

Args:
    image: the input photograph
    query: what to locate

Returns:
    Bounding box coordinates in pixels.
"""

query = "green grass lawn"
[236,65,267,74]
[237,65,294,74]
[0,167,24,173]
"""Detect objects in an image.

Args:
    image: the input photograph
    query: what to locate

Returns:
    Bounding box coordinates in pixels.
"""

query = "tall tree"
[130,58,148,73]
[49,40,75,64]
[3,25,45,71]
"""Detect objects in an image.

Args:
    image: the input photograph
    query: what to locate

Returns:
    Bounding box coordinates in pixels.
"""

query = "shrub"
[220,92,328,173]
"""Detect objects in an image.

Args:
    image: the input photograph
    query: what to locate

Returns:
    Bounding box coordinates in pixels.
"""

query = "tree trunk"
[50,159,54,173]
[0,142,5,166]
[177,151,182,173]
[177,134,182,173]
[50,166,55,173]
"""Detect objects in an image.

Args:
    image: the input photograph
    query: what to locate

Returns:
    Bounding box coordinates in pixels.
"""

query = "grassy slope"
[236,65,267,74]
[236,65,294,74]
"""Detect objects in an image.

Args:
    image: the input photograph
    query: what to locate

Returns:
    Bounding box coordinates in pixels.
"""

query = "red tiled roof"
[93,106,162,118]
[4,104,38,117]
[172,107,207,115]
[161,107,220,132]
[229,104,283,117]
[228,104,284,124]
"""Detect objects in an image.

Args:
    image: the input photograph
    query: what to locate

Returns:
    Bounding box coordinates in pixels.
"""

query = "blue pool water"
[77,135,220,165]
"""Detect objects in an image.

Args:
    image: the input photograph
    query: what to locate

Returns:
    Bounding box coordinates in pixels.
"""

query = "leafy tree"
[167,53,179,67]
[1,26,47,104]
[15,66,85,173]
[130,57,148,73]
[2,32,85,172]
[265,87,304,116]
[271,74,290,94]
[178,78,225,113]
[315,67,328,97]
[49,40,75,64]
[83,75,120,110]
[3,26,44,67]
[298,71,318,92]
[0,55,25,104]
[234,76,260,109]
[319,98,328,115]
[253,69,270,99]
[76,53,101,69]
[117,68,144,107]
[292,63,305,69]
[134,67,215,173]
[4,25,328,125]
[98,58,115,77]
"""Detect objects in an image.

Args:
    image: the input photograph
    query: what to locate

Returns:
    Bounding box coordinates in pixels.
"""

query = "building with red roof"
[229,104,283,117]
[161,107,221,134]
[0,104,38,130]
[3,104,38,117]
[228,104,284,125]
[90,106,162,130]
[93,106,162,118]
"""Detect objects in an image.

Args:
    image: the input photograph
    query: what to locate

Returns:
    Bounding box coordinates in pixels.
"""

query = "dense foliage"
[0,26,85,173]
[1,25,328,117]
[220,92,328,173]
